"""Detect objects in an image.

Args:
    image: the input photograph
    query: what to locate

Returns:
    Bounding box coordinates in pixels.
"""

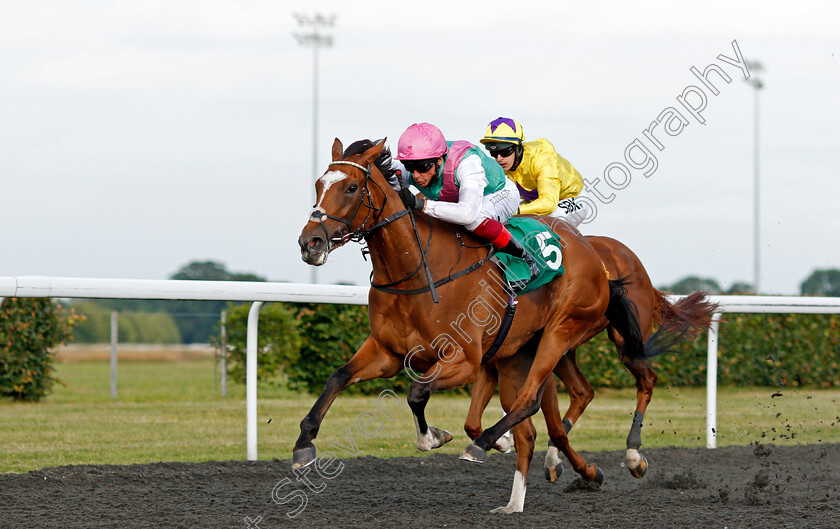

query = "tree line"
[70,261,266,344]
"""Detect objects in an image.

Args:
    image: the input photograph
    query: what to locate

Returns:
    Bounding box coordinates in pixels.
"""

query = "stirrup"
[521,252,541,279]
[506,278,529,293]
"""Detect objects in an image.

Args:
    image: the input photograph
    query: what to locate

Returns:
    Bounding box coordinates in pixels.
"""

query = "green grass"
[1,359,838,473]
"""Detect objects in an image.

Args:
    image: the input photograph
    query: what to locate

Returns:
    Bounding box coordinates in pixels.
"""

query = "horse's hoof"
[430,426,453,449]
[292,446,317,469]
[628,456,648,479]
[417,426,453,451]
[490,504,522,514]
[626,448,648,479]
[544,445,563,482]
[545,463,564,482]
[459,442,487,463]
[590,466,605,488]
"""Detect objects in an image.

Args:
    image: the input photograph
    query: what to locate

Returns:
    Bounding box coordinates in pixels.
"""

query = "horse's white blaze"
[626,448,643,469]
[413,415,435,452]
[544,444,561,469]
[316,170,347,207]
[491,470,526,514]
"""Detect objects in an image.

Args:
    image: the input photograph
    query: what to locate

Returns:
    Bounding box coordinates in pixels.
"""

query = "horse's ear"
[358,138,385,165]
[331,138,343,161]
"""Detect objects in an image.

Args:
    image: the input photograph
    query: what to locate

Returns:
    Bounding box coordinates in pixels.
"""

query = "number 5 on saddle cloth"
[493,217,566,295]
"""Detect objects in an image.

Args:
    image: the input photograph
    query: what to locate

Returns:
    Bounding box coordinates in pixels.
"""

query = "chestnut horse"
[295,138,651,511]
[465,235,717,494]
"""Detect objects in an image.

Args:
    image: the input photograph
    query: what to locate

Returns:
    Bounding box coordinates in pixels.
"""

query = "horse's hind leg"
[464,323,603,485]
[541,348,596,481]
[553,349,594,432]
[542,351,604,487]
[611,329,657,478]
[538,373,565,482]
[465,366,513,453]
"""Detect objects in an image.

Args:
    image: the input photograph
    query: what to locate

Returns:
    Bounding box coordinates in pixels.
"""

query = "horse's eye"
[346,184,359,194]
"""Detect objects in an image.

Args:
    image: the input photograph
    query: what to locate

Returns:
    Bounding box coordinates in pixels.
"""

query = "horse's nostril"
[309,239,318,249]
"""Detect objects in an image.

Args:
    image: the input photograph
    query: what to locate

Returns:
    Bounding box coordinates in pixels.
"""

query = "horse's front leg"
[490,419,536,513]
[491,367,537,514]
[293,337,402,468]
[408,354,478,452]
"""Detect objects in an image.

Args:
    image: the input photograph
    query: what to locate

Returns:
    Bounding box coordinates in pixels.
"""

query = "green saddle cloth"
[493,217,566,294]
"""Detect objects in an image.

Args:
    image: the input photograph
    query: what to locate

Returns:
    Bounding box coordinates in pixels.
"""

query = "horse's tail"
[605,276,646,360]
[644,290,719,358]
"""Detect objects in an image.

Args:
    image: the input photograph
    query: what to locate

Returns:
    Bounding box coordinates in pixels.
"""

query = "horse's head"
[298,138,389,266]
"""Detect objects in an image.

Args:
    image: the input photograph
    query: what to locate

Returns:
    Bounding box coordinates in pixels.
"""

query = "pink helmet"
[396,123,448,160]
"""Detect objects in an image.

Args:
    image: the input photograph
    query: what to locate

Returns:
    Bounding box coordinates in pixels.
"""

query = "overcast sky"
[1,0,838,295]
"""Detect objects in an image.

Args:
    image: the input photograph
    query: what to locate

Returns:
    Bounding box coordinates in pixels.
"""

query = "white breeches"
[464,178,520,231]
[544,197,591,228]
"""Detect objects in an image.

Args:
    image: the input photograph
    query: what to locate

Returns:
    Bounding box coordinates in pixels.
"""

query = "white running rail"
[2,276,839,457]
[0,276,367,461]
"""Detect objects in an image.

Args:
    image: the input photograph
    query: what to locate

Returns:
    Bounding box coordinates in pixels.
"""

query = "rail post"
[706,312,722,448]
[110,310,118,400]
[246,302,264,461]
[220,310,227,398]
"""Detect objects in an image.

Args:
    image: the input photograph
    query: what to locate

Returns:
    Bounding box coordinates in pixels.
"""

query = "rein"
[371,245,498,295]
[398,172,439,303]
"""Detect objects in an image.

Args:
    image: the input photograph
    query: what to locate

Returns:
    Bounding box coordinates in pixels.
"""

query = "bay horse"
[295,138,652,511]
[465,235,717,490]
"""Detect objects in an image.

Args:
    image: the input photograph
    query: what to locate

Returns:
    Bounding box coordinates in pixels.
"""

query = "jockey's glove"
[398,188,425,211]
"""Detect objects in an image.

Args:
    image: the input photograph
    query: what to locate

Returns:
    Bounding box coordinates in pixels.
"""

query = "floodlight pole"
[295,13,335,284]
[745,60,763,294]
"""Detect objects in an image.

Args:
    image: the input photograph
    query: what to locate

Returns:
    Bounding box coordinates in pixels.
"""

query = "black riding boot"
[498,237,540,281]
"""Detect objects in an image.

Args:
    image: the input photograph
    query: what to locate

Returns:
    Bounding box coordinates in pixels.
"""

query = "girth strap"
[481,292,518,365]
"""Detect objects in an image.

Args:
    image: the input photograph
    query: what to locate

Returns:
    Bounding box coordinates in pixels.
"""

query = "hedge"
[0,298,81,401]
[576,313,840,389]
[218,303,301,385]
[221,303,412,394]
[223,306,840,395]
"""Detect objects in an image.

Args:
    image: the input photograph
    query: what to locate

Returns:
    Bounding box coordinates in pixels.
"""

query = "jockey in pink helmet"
[394,122,540,285]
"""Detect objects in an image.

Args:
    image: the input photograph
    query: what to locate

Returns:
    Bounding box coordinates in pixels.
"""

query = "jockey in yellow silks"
[480,117,589,227]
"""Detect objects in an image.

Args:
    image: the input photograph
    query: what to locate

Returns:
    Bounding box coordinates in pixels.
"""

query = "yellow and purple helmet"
[480,117,525,147]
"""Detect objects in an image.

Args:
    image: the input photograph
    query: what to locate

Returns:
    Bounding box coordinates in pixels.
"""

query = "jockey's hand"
[398,188,424,211]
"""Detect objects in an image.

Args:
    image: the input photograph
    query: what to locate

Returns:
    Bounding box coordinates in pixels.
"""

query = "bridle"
[308,160,408,245]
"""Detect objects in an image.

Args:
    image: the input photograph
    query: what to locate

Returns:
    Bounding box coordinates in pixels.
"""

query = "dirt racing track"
[1,443,839,528]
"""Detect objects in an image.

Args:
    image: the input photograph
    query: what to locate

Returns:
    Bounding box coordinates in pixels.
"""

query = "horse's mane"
[343,139,396,181]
